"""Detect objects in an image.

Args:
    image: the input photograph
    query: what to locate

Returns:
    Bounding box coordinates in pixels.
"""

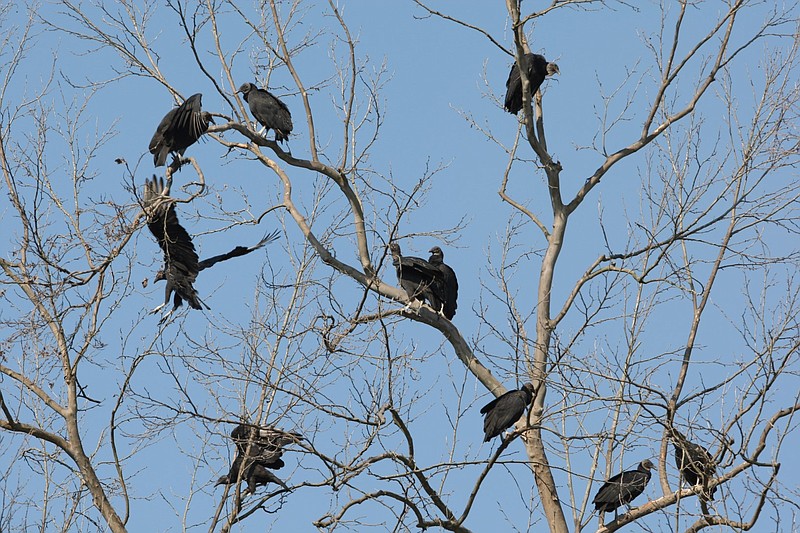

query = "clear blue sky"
[2,1,798,531]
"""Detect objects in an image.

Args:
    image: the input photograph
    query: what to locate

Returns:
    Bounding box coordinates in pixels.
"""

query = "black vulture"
[149,93,214,167]
[237,82,293,143]
[592,460,654,519]
[428,246,458,320]
[152,229,281,312]
[215,454,289,494]
[216,423,301,494]
[142,176,206,317]
[388,242,444,314]
[504,53,559,114]
[230,423,303,471]
[479,383,535,442]
[671,428,717,500]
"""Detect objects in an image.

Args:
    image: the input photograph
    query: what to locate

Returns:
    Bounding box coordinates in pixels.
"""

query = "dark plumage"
[479,383,535,442]
[671,429,717,500]
[504,53,559,114]
[149,93,214,167]
[198,230,280,270]
[237,82,293,143]
[152,229,281,314]
[217,423,301,494]
[388,242,443,314]
[428,246,458,320]
[143,176,206,316]
[230,424,302,470]
[215,455,289,494]
[156,229,279,281]
[593,460,654,519]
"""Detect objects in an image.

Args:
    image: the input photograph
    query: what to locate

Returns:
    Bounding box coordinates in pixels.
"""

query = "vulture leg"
[403,299,424,315]
[157,307,176,324]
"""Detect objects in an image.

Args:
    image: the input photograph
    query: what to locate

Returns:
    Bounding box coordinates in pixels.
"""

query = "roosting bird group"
[135,56,723,524]
[143,87,288,321]
[388,242,458,320]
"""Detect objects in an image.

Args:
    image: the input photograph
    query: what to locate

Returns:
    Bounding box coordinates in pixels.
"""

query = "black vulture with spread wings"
[479,383,535,442]
[143,177,279,319]
[143,176,205,317]
[592,460,654,519]
[428,246,458,320]
[149,93,214,167]
[237,82,293,143]
[504,53,559,115]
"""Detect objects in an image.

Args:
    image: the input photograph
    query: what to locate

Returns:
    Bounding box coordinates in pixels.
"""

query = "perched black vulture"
[593,460,654,519]
[671,428,717,500]
[152,229,281,312]
[215,454,289,494]
[149,93,214,167]
[479,383,535,442]
[230,423,303,471]
[428,246,458,320]
[504,53,559,114]
[237,82,293,143]
[388,242,444,314]
[216,423,301,494]
[142,176,206,317]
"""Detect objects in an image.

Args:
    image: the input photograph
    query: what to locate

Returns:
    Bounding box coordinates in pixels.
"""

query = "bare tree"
[1,0,799,531]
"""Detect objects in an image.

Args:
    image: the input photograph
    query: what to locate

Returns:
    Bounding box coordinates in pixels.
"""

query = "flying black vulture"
[428,246,458,320]
[237,82,293,143]
[480,383,535,442]
[592,460,654,519]
[388,242,444,314]
[142,176,206,317]
[671,428,717,500]
[152,229,280,313]
[504,53,559,115]
[149,93,214,167]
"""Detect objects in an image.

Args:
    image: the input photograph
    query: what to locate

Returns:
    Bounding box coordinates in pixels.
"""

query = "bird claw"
[151,304,173,324]
[400,300,424,316]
